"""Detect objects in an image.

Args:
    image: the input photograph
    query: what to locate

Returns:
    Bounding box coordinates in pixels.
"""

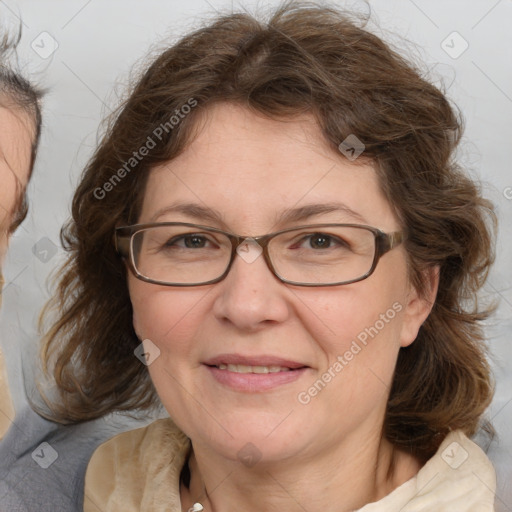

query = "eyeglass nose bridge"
[224,233,280,280]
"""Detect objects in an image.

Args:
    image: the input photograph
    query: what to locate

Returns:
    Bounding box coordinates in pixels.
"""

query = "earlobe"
[399,266,440,348]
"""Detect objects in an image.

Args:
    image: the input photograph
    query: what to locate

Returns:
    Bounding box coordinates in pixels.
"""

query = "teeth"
[216,364,291,373]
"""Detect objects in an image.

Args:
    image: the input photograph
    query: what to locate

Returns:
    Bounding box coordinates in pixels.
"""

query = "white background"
[0,0,511,509]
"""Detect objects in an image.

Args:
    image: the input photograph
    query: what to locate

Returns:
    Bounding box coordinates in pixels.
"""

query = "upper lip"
[204,354,308,369]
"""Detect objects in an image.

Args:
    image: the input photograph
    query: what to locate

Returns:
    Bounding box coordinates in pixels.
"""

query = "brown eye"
[308,233,332,249]
[165,234,214,249]
[183,235,208,248]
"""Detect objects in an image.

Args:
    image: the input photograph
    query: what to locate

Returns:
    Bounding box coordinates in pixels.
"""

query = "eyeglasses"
[115,222,404,287]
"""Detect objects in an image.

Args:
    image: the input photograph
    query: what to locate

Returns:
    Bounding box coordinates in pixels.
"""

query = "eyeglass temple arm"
[114,231,131,258]
[383,231,404,252]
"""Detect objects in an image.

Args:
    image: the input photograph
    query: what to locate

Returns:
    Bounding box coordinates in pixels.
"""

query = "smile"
[203,355,309,392]
[215,363,293,373]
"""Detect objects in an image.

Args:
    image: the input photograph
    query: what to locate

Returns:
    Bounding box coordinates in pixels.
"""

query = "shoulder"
[359,430,496,512]
[411,429,496,510]
[84,418,190,512]
[416,429,496,494]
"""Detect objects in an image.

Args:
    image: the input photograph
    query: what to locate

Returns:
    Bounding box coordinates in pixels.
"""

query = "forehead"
[140,102,397,232]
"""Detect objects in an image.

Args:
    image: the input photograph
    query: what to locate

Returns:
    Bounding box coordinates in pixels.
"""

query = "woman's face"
[129,102,433,463]
[0,105,33,270]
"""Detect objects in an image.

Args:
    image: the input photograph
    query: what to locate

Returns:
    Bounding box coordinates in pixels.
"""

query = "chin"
[214,434,302,468]
[197,412,306,462]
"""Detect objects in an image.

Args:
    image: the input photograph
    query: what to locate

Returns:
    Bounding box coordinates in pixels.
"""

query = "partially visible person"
[0,29,42,440]
[0,27,131,512]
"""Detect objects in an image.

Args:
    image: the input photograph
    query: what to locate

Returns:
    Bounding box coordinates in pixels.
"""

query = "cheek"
[0,172,16,234]
[0,233,7,263]
[128,279,217,426]
[293,283,405,351]
[290,267,409,407]
[129,277,208,354]
[296,289,406,413]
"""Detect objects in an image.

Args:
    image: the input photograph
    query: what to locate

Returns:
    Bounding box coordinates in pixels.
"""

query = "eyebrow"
[150,201,368,228]
[276,203,368,225]
[150,202,226,225]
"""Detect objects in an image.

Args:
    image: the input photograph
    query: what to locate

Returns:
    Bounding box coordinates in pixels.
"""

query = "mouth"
[203,354,310,392]
[214,363,298,373]
[204,354,308,371]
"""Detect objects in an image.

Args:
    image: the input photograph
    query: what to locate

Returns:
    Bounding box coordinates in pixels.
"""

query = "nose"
[211,241,290,331]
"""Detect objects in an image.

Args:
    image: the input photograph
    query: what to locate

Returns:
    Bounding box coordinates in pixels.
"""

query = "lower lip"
[205,365,308,392]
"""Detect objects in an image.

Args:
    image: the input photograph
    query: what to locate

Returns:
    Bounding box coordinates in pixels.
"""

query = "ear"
[399,266,440,348]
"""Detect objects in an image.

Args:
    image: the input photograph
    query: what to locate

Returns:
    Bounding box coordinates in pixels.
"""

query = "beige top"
[0,347,15,440]
[84,419,496,511]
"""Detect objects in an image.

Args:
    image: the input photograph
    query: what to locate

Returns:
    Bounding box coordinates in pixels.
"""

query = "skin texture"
[0,104,34,439]
[0,105,33,262]
[128,102,438,512]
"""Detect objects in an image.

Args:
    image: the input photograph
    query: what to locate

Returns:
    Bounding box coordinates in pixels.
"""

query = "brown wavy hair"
[40,0,496,461]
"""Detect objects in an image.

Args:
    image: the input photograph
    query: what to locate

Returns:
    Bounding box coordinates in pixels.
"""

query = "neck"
[180,431,422,512]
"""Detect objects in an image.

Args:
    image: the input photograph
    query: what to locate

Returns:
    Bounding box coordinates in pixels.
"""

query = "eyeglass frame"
[115,222,404,287]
